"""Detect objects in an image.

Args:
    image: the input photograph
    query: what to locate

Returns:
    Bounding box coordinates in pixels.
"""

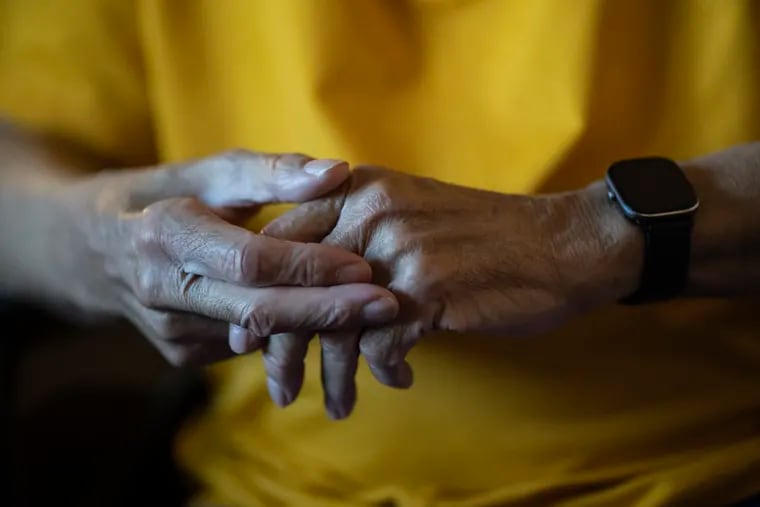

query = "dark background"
[2,304,207,507]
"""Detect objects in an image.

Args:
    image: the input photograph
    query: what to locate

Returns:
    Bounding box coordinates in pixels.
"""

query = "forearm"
[582,142,760,301]
[682,145,760,296]
[0,122,84,304]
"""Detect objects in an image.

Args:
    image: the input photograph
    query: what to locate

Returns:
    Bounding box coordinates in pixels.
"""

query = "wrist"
[0,125,109,309]
[555,182,644,309]
[0,182,66,299]
[540,143,760,311]
[0,172,98,309]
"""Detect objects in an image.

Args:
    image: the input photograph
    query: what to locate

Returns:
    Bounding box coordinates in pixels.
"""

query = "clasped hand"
[52,151,398,367]
[262,166,632,419]
[56,151,633,420]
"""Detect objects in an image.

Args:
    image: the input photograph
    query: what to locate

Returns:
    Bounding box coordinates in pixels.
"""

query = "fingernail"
[229,326,250,354]
[229,334,246,354]
[369,362,413,389]
[336,263,371,283]
[267,377,293,407]
[396,361,414,388]
[304,158,346,177]
[230,328,263,354]
[325,389,355,420]
[361,297,398,323]
[326,398,347,420]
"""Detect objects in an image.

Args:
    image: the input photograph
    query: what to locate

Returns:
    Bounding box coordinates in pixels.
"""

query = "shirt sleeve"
[0,0,156,166]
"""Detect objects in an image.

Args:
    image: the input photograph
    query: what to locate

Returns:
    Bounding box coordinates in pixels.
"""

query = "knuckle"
[288,152,311,164]
[242,303,275,337]
[360,330,404,365]
[136,198,198,254]
[262,152,281,178]
[218,148,255,175]
[375,227,412,260]
[134,268,161,307]
[349,178,401,238]
[264,350,300,380]
[266,152,309,174]
[359,338,387,364]
[292,244,321,286]
[391,254,436,295]
[177,270,205,307]
[320,298,354,329]
[365,183,394,214]
[321,336,354,360]
[221,239,254,283]
[276,243,326,287]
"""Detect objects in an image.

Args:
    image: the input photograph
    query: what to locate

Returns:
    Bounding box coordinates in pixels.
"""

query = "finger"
[121,295,236,367]
[159,276,399,337]
[320,330,360,419]
[137,198,372,286]
[359,324,417,389]
[228,323,267,354]
[121,292,230,345]
[140,151,350,208]
[263,332,311,407]
[160,340,238,368]
[367,360,414,389]
[262,189,346,242]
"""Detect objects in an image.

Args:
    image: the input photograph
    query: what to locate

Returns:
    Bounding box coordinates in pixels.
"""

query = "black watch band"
[620,218,693,304]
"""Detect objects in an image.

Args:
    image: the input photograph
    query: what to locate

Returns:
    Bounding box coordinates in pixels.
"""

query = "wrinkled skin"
[263,166,639,419]
[45,152,399,366]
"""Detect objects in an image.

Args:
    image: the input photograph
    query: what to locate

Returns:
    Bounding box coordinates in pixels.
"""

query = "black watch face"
[606,157,698,218]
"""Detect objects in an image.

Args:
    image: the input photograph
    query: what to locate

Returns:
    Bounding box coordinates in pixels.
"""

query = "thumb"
[135,150,350,208]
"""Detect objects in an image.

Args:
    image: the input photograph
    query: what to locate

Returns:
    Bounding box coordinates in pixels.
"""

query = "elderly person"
[2,1,760,506]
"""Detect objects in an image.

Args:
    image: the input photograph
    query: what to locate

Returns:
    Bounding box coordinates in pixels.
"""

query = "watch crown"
[607,190,616,202]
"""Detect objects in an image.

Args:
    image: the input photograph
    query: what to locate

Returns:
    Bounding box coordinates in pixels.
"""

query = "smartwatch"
[605,157,699,304]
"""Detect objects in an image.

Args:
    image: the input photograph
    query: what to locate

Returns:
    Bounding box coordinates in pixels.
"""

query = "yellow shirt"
[2,1,760,506]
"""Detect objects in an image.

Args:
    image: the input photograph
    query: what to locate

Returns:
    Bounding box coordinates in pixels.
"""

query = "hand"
[263,166,641,418]
[43,152,399,366]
